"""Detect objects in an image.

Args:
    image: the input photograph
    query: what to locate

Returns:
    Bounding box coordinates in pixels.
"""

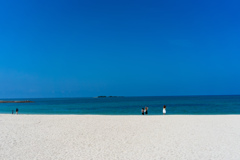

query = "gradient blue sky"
[0,0,240,98]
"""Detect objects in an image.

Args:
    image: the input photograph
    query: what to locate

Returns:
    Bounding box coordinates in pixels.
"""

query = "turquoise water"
[0,96,240,115]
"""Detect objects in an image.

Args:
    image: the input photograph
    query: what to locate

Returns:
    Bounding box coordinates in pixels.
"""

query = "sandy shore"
[0,114,240,160]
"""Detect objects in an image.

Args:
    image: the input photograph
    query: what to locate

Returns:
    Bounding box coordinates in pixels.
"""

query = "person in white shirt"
[163,105,166,115]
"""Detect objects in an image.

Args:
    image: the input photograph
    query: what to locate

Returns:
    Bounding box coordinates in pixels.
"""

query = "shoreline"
[1,113,240,116]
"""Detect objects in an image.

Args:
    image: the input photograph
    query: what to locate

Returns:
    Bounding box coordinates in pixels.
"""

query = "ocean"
[1,95,240,115]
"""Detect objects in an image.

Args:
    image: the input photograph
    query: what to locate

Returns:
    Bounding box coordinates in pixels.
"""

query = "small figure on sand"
[145,106,148,115]
[141,108,144,115]
[12,110,14,114]
[16,108,19,115]
[163,105,166,115]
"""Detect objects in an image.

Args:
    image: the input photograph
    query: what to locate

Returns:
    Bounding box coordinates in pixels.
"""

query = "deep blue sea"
[1,96,240,115]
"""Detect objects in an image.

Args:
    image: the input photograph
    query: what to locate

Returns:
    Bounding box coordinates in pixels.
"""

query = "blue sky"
[0,0,240,98]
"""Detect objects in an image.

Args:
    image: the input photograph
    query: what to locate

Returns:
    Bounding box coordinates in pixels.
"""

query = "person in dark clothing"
[145,107,148,115]
[141,108,144,115]
[12,110,14,114]
[16,108,19,115]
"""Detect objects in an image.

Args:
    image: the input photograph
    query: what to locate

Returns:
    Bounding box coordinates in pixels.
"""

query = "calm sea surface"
[0,96,240,115]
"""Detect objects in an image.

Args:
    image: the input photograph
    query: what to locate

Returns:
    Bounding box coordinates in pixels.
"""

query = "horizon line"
[1,94,240,99]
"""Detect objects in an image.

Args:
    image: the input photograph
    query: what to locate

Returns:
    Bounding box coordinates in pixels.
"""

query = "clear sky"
[0,0,240,98]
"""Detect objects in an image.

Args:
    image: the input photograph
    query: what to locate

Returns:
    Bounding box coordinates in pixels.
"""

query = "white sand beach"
[0,114,240,160]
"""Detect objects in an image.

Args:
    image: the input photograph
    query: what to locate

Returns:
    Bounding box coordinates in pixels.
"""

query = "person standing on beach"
[12,110,14,114]
[16,108,19,115]
[141,108,144,115]
[163,105,166,115]
[145,107,148,115]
